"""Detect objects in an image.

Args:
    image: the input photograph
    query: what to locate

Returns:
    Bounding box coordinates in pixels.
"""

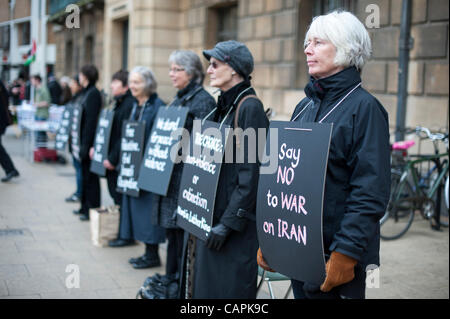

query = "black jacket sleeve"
[329,98,391,261]
[107,98,134,166]
[220,98,270,232]
[80,89,102,161]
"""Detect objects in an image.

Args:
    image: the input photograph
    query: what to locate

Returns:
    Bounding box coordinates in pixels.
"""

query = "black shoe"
[132,255,161,269]
[108,238,135,247]
[1,170,19,183]
[79,214,89,221]
[73,209,82,215]
[66,194,80,203]
[129,254,145,264]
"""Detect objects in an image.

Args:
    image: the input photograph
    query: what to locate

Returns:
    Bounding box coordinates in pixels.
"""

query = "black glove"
[206,223,231,251]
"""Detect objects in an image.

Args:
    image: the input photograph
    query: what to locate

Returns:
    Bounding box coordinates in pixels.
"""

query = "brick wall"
[95,0,449,131]
[357,0,449,132]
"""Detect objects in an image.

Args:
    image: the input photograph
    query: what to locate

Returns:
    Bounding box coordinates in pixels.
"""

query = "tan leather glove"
[320,251,357,292]
[257,247,275,272]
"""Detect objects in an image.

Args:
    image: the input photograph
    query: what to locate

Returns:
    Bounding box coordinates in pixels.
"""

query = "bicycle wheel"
[380,171,415,240]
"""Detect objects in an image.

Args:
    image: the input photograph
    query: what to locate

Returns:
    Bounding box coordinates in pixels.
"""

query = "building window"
[65,40,73,75]
[1,26,10,50]
[313,0,355,15]
[18,22,31,46]
[295,0,355,88]
[84,35,94,65]
[206,2,238,49]
[122,19,128,70]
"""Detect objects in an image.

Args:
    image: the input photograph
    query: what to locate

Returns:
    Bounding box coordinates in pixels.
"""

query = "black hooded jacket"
[290,66,391,267]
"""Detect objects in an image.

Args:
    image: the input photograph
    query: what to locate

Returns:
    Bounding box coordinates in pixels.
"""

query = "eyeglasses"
[169,67,185,73]
[209,61,224,69]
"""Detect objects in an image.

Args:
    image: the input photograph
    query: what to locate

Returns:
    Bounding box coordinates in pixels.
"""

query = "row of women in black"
[71,10,391,299]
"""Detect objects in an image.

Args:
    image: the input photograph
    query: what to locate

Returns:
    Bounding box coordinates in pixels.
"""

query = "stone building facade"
[53,0,449,135]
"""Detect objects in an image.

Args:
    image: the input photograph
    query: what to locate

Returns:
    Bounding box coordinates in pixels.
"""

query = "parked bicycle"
[380,126,449,240]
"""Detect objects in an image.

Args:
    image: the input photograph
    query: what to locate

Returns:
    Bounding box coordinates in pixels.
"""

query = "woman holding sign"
[119,66,167,269]
[180,41,269,298]
[258,11,390,299]
[150,51,215,283]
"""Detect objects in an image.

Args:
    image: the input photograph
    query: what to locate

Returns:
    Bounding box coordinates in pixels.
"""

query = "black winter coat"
[0,80,11,135]
[290,67,390,268]
[79,84,102,162]
[107,90,135,168]
[181,80,269,298]
[151,81,216,229]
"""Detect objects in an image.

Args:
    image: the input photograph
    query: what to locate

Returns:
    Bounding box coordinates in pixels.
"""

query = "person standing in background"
[66,75,84,204]
[0,79,20,183]
[76,65,102,221]
[120,66,166,269]
[96,70,136,247]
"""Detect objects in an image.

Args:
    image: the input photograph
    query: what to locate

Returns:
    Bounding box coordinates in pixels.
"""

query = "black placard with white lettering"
[176,120,231,242]
[70,105,82,161]
[116,121,145,197]
[137,107,189,195]
[90,109,114,176]
[55,105,73,151]
[256,121,332,285]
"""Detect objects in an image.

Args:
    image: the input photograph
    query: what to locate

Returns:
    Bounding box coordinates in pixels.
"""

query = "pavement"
[0,125,448,299]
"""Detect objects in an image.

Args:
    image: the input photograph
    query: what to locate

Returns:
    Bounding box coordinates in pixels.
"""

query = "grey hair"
[304,10,372,71]
[130,66,157,96]
[168,50,205,85]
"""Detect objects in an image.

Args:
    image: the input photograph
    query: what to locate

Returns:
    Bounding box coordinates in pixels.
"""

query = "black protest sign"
[176,120,231,241]
[137,107,189,195]
[116,121,145,197]
[256,121,332,285]
[70,105,82,161]
[90,109,114,176]
[55,105,73,151]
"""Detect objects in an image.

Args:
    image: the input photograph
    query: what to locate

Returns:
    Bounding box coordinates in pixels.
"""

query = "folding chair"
[256,266,292,299]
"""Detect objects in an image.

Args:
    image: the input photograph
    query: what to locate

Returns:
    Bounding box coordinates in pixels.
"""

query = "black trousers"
[166,228,185,276]
[0,135,16,174]
[106,169,121,206]
[106,169,123,239]
[80,159,100,216]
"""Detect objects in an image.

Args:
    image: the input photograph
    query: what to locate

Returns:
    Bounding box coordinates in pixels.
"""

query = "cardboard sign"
[55,105,73,151]
[256,121,332,285]
[90,109,114,176]
[176,120,231,241]
[116,120,145,197]
[137,107,189,195]
[70,105,82,161]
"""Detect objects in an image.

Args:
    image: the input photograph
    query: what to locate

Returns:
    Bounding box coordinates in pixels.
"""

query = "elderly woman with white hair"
[258,11,390,299]
[120,66,167,269]
[149,50,215,287]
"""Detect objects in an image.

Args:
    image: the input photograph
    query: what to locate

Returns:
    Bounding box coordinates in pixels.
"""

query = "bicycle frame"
[404,153,449,202]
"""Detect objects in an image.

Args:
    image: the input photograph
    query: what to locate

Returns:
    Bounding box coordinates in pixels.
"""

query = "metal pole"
[395,0,412,141]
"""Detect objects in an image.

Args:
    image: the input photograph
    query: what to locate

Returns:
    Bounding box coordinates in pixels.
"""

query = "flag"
[24,40,36,66]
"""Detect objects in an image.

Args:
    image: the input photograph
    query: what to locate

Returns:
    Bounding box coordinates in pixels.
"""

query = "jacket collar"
[176,80,197,99]
[114,89,132,109]
[305,66,361,103]
[217,79,251,116]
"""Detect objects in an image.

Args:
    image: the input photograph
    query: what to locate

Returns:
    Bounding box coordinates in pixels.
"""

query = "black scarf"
[215,79,251,120]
